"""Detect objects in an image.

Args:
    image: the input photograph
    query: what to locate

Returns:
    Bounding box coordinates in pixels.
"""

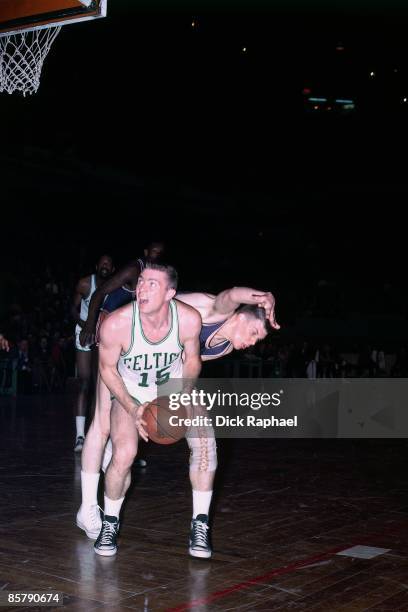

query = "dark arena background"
[1,1,408,610]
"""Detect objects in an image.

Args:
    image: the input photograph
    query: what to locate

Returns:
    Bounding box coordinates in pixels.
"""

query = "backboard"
[0,1,107,95]
[0,1,107,36]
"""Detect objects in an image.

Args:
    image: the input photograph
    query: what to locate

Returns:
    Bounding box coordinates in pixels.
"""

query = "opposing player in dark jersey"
[71,255,114,451]
[79,241,165,348]
[177,287,280,360]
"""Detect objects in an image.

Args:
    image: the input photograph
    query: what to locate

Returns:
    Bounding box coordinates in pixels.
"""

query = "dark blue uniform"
[199,321,232,358]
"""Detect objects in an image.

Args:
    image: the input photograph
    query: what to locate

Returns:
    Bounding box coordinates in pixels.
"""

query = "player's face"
[145,244,164,262]
[136,269,175,313]
[97,256,114,279]
[231,314,268,351]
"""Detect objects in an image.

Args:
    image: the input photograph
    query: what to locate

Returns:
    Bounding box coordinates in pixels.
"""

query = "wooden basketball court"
[1,394,408,610]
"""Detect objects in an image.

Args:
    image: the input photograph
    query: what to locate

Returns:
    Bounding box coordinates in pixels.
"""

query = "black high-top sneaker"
[189,514,212,559]
[94,515,120,556]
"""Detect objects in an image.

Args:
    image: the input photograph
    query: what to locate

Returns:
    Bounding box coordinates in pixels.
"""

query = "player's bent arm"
[98,313,138,416]
[178,304,202,393]
[213,287,280,328]
[85,262,142,331]
[213,287,263,313]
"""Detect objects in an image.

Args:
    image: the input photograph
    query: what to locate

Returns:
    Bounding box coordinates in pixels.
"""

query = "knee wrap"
[187,434,217,472]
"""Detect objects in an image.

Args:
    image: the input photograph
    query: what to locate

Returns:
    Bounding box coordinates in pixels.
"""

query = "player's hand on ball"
[134,402,149,442]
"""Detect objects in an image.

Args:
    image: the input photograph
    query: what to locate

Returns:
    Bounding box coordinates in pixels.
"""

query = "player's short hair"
[236,304,270,332]
[144,262,178,290]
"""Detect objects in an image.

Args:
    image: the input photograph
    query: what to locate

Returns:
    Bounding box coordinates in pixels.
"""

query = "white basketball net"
[0,27,61,96]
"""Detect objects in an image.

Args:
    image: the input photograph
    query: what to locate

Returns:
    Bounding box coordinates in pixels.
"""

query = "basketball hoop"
[0,0,107,96]
[0,27,61,96]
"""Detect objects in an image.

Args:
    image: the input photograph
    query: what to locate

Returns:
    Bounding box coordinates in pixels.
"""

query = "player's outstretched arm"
[213,287,280,329]
[80,261,141,347]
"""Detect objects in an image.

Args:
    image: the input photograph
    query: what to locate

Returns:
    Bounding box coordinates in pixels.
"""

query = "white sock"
[104,495,125,519]
[76,416,86,438]
[81,470,100,506]
[192,489,213,519]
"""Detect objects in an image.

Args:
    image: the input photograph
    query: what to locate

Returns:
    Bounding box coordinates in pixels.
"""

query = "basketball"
[143,396,188,445]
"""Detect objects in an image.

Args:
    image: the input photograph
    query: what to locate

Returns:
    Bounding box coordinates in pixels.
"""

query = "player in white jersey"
[116,299,184,403]
[87,262,202,557]
[71,255,114,452]
[77,280,279,557]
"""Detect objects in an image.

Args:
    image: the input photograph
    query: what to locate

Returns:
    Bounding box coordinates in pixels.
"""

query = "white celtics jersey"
[117,299,184,404]
[75,274,96,336]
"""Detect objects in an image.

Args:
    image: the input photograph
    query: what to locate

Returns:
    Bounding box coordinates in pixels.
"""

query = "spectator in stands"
[392,347,408,377]
[49,333,66,391]
[32,336,52,393]
[318,344,336,378]
[0,334,9,351]
[17,339,33,394]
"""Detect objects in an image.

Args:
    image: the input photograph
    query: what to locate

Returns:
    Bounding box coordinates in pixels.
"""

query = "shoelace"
[192,520,209,547]
[99,520,117,546]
